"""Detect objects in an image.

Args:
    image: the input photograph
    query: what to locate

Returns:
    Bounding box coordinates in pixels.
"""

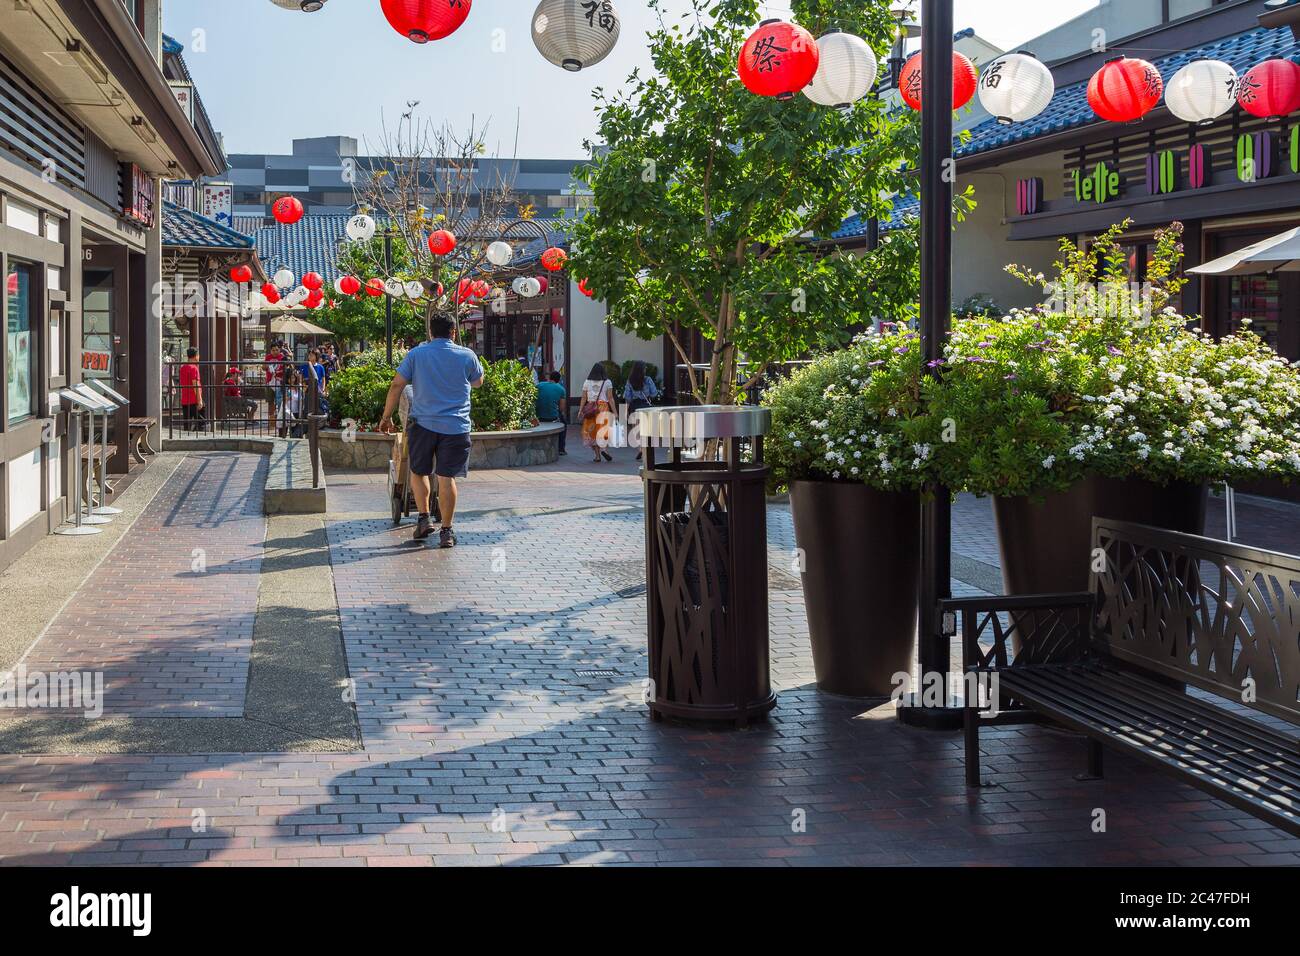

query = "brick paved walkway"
[18,454,266,717]
[0,449,1297,866]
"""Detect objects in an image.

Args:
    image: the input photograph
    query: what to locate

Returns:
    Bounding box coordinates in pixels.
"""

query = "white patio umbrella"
[1188,227,1300,276]
[269,316,332,336]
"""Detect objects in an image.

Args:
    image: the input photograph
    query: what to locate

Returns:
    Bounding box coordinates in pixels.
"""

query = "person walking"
[379,316,484,548]
[179,347,204,432]
[579,362,615,463]
[623,361,658,462]
[535,370,568,457]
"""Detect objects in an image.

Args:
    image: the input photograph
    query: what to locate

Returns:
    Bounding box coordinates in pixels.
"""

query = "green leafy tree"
[567,0,953,405]
[317,235,428,345]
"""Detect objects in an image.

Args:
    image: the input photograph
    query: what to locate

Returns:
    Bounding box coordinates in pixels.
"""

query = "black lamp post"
[897,0,961,729]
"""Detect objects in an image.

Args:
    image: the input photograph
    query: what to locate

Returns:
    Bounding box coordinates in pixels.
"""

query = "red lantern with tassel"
[541,247,567,272]
[380,0,472,44]
[271,195,304,225]
[230,265,253,284]
[428,229,457,256]
[1087,57,1164,123]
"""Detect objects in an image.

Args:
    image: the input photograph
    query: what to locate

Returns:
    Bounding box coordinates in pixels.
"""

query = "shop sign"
[201,183,233,227]
[1073,160,1121,204]
[1015,177,1043,215]
[121,164,156,228]
[1146,150,1178,195]
[81,351,111,374]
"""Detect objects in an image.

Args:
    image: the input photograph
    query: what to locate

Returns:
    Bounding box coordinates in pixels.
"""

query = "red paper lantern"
[536,276,549,295]
[578,278,594,298]
[366,278,385,297]
[260,282,278,298]
[1087,57,1163,123]
[738,19,819,101]
[1237,59,1300,120]
[5,273,16,296]
[428,229,457,255]
[472,279,490,299]
[541,247,567,272]
[381,0,472,44]
[898,52,978,111]
[303,289,323,308]
[302,271,323,291]
[339,275,361,296]
[271,195,304,225]
[230,264,253,284]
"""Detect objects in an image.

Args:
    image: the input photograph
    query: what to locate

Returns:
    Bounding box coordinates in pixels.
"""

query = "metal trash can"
[639,406,776,727]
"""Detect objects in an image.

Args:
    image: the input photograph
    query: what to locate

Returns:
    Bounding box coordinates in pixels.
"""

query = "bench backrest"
[1091,518,1300,726]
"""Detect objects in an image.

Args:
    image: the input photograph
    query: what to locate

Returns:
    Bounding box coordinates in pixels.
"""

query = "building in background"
[227,137,591,227]
[0,0,221,570]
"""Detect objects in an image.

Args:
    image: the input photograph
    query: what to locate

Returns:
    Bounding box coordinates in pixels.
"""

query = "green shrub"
[329,363,395,429]
[347,346,407,370]
[471,359,539,432]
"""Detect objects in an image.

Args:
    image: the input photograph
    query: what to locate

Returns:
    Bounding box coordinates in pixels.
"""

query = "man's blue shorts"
[408,422,471,479]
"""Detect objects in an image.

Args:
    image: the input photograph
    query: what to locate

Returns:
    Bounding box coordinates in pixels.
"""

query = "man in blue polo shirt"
[379,317,484,547]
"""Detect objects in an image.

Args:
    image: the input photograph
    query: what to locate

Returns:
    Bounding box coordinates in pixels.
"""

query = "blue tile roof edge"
[162,200,257,250]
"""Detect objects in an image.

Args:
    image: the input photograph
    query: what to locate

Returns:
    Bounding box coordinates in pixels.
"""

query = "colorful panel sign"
[1073,161,1121,204]
[1145,150,1178,195]
[1016,177,1043,216]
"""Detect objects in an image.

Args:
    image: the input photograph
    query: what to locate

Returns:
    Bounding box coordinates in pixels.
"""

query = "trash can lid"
[637,405,771,445]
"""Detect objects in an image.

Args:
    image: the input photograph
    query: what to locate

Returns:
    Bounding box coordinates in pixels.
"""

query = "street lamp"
[897,0,960,729]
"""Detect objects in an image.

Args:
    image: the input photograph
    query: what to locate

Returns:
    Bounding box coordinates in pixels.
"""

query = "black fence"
[165,360,328,487]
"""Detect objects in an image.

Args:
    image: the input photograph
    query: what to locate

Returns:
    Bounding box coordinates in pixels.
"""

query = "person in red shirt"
[223,366,256,422]
[179,347,204,431]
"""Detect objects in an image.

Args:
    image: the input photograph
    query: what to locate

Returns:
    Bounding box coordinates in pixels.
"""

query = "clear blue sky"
[164,0,1098,158]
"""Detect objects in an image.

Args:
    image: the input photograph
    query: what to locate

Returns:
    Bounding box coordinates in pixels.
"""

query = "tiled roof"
[162,201,256,250]
[253,215,571,282]
[832,194,920,240]
[957,26,1300,158]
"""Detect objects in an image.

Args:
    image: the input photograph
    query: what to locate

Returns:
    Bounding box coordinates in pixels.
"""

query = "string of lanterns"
[268,0,621,73]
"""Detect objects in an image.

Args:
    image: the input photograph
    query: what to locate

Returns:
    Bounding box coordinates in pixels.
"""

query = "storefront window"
[6,262,36,424]
[82,269,114,381]
[1227,274,1283,353]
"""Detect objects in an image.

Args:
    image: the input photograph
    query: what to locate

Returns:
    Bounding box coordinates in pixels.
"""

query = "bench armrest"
[943,593,1094,674]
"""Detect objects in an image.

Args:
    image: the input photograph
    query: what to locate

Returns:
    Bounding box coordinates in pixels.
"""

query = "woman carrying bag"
[623,361,658,463]
[579,363,616,463]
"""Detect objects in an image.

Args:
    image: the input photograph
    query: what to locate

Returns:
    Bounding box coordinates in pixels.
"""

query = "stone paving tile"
[0,454,1296,866]
[14,454,265,717]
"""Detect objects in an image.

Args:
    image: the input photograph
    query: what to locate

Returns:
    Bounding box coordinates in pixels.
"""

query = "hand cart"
[388,386,439,526]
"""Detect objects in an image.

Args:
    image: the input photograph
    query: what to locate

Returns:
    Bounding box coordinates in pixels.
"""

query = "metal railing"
[672,361,811,406]
[165,360,327,437]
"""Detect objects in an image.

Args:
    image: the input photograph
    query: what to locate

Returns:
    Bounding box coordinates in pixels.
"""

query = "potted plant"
[764,327,936,698]
[928,221,1300,594]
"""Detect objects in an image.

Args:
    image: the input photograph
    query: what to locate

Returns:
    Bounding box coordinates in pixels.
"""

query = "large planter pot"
[790,480,921,698]
[994,475,1209,596]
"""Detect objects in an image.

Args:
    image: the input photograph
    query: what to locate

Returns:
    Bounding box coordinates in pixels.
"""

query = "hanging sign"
[201,183,234,227]
[121,164,156,227]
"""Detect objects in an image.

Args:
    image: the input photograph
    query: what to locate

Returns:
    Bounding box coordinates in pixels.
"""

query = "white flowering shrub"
[928,221,1300,496]
[764,326,935,492]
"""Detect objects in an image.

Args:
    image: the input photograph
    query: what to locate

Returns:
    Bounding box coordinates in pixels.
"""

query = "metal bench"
[954,518,1300,836]
[128,416,157,464]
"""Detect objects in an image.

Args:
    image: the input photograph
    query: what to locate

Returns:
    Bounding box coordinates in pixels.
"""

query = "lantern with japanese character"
[273,268,295,289]
[899,51,978,111]
[346,214,376,242]
[977,52,1054,125]
[1087,57,1163,123]
[380,0,472,44]
[1237,59,1300,121]
[541,247,567,271]
[738,19,819,101]
[271,195,304,225]
[428,229,457,255]
[1165,59,1238,125]
[532,0,621,73]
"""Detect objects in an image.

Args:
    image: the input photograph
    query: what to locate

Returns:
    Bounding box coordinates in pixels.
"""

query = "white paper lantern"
[511,277,527,294]
[977,52,1055,125]
[332,277,348,295]
[532,0,621,73]
[486,241,514,266]
[270,0,326,11]
[520,277,543,298]
[345,214,376,242]
[384,278,405,298]
[803,31,878,108]
[1166,59,1238,125]
[273,268,296,289]
[405,280,425,299]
